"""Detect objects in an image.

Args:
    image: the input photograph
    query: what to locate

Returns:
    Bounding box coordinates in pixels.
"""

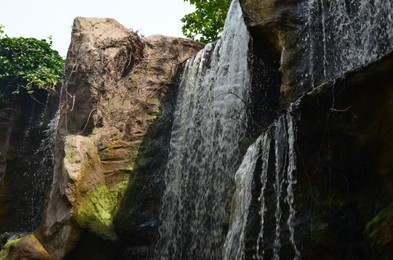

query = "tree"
[0,25,64,106]
[181,0,231,43]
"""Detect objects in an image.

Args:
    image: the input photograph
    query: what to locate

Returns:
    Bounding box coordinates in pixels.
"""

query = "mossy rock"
[0,236,22,259]
[75,180,129,241]
[364,204,393,255]
[0,234,50,260]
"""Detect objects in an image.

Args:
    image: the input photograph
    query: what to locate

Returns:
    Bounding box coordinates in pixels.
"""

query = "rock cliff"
[20,17,202,259]
[240,0,393,107]
[241,49,393,260]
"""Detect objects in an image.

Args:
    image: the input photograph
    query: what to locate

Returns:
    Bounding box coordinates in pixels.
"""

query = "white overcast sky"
[2,0,195,57]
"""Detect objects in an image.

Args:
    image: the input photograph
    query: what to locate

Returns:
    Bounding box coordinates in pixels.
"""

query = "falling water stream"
[306,0,393,86]
[224,110,300,260]
[156,0,251,258]
[223,135,262,260]
[155,0,393,259]
[29,108,59,229]
[0,94,59,233]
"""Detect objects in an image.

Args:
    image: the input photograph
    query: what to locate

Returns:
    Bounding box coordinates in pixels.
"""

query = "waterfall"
[29,108,59,229]
[254,133,271,260]
[306,0,393,86]
[222,109,300,260]
[0,93,59,233]
[254,111,300,260]
[156,0,251,258]
[223,136,262,260]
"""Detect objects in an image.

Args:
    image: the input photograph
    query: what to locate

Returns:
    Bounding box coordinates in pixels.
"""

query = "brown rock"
[37,17,203,259]
[6,235,50,260]
[364,204,393,260]
[240,0,306,106]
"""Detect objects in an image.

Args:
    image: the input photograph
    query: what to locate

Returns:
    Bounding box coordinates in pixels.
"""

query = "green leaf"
[181,0,231,43]
[0,25,64,106]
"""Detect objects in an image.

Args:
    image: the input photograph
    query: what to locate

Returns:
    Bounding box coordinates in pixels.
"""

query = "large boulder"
[35,17,203,259]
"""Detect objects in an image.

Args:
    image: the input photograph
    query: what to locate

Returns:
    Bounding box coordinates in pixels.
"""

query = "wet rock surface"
[244,50,393,260]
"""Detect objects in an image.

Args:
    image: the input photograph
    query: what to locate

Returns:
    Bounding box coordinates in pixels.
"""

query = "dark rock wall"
[294,51,393,259]
[0,91,59,233]
[244,51,393,259]
[240,0,393,107]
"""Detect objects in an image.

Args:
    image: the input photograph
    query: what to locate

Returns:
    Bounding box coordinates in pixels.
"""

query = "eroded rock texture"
[33,17,203,259]
[294,49,393,260]
[244,50,393,260]
[240,0,393,107]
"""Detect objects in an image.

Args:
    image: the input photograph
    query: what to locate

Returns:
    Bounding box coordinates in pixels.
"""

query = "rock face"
[32,17,203,259]
[5,234,51,260]
[276,50,393,260]
[223,50,393,260]
[240,0,393,106]
[0,108,18,182]
[222,1,393,259]
[0,92,59,233]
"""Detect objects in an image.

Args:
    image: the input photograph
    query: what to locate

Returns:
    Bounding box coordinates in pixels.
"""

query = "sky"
[2,0,195,57]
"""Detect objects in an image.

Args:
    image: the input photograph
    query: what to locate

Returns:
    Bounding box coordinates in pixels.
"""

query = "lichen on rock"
[0,234,50,260]
[364,204,393,258]
[75,180,128,241]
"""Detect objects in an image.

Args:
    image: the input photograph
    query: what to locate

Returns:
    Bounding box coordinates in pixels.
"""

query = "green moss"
[0,237,23,259]
[364,205,392,250]
[147,107,161,124]
[75,180,129,241]
[323,190,346,211]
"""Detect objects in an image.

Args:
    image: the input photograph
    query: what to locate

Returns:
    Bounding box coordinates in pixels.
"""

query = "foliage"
[0,25,64,106]
[181,0,231,43]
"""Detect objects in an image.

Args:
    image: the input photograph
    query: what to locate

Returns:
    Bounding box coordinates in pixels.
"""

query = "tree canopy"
[0,25,64,106]
[181,0,231,43]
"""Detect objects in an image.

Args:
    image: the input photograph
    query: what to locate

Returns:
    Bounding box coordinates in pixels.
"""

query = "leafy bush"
[0,25,64,106]
[181,0,231,43]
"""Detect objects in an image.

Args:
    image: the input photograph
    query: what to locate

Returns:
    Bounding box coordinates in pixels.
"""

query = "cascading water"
[254,111,300,260]
[156,0,251,258]
[223,109,300,260]
[223,135,262,260]
[0,93,59,232]
[305,0,393,87]
[28,108,59,229]
[254,133,271,260]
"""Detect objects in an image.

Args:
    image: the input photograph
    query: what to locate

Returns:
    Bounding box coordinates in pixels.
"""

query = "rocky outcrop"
[240,0,393,107]
[292,49,393,260]
[240,0,303,106]
[28,17,204,259]
[244,49,393,259]
[3,234,51,260]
